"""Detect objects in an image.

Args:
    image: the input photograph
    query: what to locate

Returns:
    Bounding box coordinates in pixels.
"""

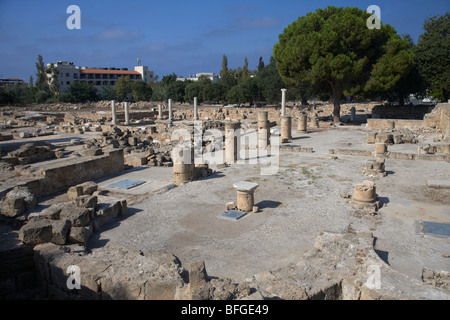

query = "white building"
[176,73,220,83]
[47,61,155,93]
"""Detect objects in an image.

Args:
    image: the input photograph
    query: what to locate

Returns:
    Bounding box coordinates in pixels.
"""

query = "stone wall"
[371,105,433,119]
[30,231,450,300]
[34,149,124,197]
[0,149,124,200]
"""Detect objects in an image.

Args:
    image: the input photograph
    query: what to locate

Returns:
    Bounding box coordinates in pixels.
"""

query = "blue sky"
[0,0,448,82]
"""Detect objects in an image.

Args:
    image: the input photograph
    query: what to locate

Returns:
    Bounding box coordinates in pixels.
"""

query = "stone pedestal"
[233,181,259,212]
[193,97,198,120]
[225,122,239,164]
[351,180,376,204]
[172,145,194,186]
[363,158,386,177]
[258,111,270,149]
[281,116,292,143]
[124,102,130,125]
[297,114,307,133]
[281,89,287,116]
[111,100,117,125]
[310,117,319,128]
[374,143,387,156]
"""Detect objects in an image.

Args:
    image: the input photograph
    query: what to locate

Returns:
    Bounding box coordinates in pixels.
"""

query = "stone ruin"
[1,100,449,300]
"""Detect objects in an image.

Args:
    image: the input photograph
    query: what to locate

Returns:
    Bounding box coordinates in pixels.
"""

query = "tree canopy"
[415,13,450,101]
[273,6,411,121]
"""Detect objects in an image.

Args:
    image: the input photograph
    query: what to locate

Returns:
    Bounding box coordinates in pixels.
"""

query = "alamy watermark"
[66,265,81,290]
[67,5,81,30]
[367,5,381,29]
[171,122,280,176]
[365,264,381,289]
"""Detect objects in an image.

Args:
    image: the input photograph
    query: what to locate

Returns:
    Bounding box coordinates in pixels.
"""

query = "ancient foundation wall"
[34,149,124,197]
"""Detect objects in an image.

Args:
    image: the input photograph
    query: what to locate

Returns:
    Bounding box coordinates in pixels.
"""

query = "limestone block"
[19,218,53,246]
[0,187,36,217]
[367,132,377,144]
[84,147,103,156]
[80,181,98,195]
[27,204,63,220]
[75,195,98,209]
[189,260,208,289]
[67,185,83,200]
[50,219,71,245]
[68,226,92,246]
[60,205,93,227]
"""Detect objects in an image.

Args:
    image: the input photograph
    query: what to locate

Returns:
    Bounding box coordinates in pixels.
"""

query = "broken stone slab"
[91,199,127,232]
[0,187,36,218]
[59,205,94,227]
[67,182,98,200]
[49,219,71,245]
[232,181,259,192]
[75,195,98,209]
[427,180,450,189]
[27,204,63,220]
[189,260,208,289]
[84,147,103,156]
[68,226,92,246]
[19,218,53,246]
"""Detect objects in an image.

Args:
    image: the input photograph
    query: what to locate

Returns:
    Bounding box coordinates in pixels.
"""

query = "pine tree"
[257,57,265,73]
[241,57,249,81]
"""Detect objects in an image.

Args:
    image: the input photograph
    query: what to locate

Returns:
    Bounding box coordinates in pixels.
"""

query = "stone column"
[173,145,195,186]
[310,116,319,128]
[281,116,292,143]
[124,102,130,125]
[111,100,117,125]
[257,111,270,149]
[351,180,376,204]
[225,122,238,164]
[233,181,259,212]
[297,114,307,133]
[281,89,287,116]
[158,104,163,120]
[168,99,173,121]
[350,106,356,122]
[193,97,198,120]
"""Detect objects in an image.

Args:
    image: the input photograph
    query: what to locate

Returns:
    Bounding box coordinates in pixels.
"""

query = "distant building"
[0,78,24,86]
[176,73,220,83]
[47,61,155,93]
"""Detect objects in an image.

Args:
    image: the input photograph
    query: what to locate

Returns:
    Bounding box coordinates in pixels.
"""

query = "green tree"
[256,57,285,103]
[100,84,116,100]
[131,80,153,101]
[185,81,203,103]
[150,82,167,101]
[241,57,249,82]
[203,82,226,103]
[166,81,186,102]
[45,63,60,96]
[35,54,49,93]
[415,13,450,101]
[226,85,247,104]
[161,73,177,85]
[258,57,265,72]
[69,81,98,102]
[364,36,416,104]
[273,6,403,122]
[0,87,15,105]
[220,54,238,89]
[115,76,132,101]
